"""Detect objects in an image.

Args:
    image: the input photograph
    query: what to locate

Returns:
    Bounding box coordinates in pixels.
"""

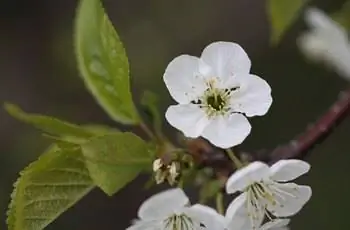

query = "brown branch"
[185,87,350,176]
[268,87,350,162]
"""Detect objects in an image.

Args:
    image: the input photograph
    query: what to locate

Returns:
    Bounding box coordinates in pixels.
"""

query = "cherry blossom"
[163,42,272,148]
[299,8,350,80]
[225,160,311,229]
[127,188,226,230]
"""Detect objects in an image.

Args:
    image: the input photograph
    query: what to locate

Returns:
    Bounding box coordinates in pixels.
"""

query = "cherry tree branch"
[185,87,350,176]
[269,87,350,162]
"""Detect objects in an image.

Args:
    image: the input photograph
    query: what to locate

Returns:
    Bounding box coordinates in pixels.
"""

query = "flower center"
[191,78,240,118]
[245,181,298,228]
[164,214,204,230]
[206,94,225,111]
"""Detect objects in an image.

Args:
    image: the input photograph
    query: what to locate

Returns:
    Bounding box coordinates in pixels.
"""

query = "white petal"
[305,8,347,39]
[229,74,272,117]
[267,183,312,217]
[153,159,163,172]
[163,55,208,104]
[301,8,350,80]
[225,193,264,230]
[165,104,210,138]
[200,42,251,80]
[201,113,251,149]
[260,219,290,230]
[138,188,189,220]
[225,161,270,194]
[186,204,226,230]
[298,32,332,60]
[126,220,161,230]
[270,159,310,182]
[299,32,350,79]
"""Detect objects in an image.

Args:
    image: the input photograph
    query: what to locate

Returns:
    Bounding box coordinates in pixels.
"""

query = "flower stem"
[139,122,156,140]
[216,192,224,215]
[226,149,243,169]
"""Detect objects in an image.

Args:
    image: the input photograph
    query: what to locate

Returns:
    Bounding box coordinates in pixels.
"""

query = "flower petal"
[299,9,350,80]
[201,113,251,149]
[299,31,350,79]
[138,188,189,220]
[260,219,290,230]
[225,193,264,230]
[229,74,272,117]
[165,104,210,138]
[126,220,161,230]
[186,204,226,230]
[305,8,347,39]
[270,159,310,182]
[200,42,251,80]
[225,161,270,194]
[267,183,312,217]
[163,55,208,104]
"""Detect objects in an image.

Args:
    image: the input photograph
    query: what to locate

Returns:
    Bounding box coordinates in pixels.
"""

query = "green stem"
[139,121,156,140]
[216,192,224,215]
[226,149,243,169]
[177,178,184,189]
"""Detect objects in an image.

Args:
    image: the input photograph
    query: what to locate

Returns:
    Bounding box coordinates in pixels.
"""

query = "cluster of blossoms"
[128,35,315,229]
[128,159,311,230]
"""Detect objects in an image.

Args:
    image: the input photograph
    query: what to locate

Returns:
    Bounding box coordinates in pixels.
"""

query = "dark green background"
[0,0,349,229]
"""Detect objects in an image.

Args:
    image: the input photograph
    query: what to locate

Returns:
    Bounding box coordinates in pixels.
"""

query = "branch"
[269,87,350,162]
[185,87,350,176]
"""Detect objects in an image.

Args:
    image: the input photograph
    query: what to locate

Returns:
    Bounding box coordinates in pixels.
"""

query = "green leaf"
[268,0,308,44]
[75,0,139,124]
[140,90,162,135]
[83,124,119,135]
[333,2,350,30]
[4,103,94,141]
[81,132,153,195]
[199,180,222,204]
[7,145,94,230]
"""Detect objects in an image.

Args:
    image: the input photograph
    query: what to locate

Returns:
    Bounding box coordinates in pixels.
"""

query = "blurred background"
[1,0,349,229]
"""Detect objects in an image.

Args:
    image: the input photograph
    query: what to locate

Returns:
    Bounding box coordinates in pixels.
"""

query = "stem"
[216,192,224,215]
[226,149,243,168]
[185,87,350,178]
[139,122,156,140]
[269,88,350,162]
[177,179,184,189]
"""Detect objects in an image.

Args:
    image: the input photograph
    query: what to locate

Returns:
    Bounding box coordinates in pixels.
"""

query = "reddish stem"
[186,87,350,174]
[269,87,350,162]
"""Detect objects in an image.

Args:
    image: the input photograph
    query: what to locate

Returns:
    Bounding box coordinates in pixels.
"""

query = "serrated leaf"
[81,132,152,195]
[268,0,308,44]
[7,145,94,230]
[75,0,139,124]
[4,103,94,141]
[140,90,162,135]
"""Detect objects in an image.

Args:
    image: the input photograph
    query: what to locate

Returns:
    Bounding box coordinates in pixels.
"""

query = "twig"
[269,87,350,162]
[185,87,350,176]
[139,121,156,140]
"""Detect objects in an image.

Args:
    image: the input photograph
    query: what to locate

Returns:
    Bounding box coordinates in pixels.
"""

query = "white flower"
[163,41,272,148]
[224,194,291,230]
[225,160,311,229]
[299,8,350,80]
[127,188,226,230]
[259,219,290,230]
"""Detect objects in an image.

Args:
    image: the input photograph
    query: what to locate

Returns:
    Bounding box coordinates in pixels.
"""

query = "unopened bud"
[152,158,180,185]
